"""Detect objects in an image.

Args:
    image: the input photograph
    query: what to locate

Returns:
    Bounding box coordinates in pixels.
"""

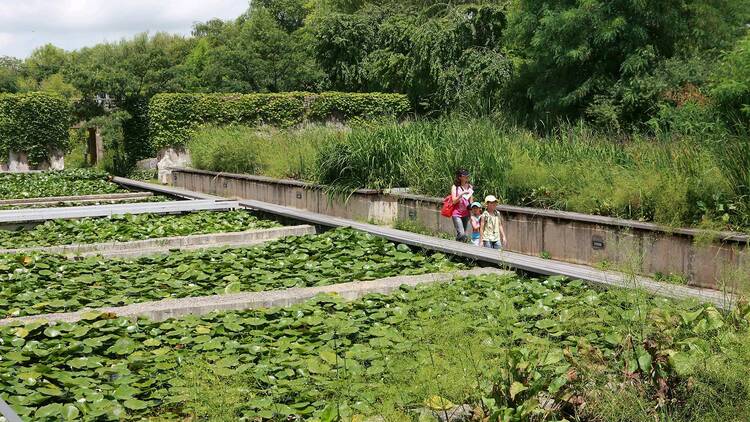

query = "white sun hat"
[484,195,498,204]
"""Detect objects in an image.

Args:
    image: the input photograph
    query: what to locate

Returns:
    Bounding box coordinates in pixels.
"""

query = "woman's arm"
[451,185,460,204]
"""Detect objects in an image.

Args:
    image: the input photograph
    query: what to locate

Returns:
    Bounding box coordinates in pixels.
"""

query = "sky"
[0,0,250,58]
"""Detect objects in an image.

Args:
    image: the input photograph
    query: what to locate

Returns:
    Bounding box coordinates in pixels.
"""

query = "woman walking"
[450,169,474,241]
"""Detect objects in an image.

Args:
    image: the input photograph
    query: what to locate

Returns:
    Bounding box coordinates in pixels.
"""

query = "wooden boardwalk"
[0,199,238,224]
[99,177,735,310]
[239,199,735,310]
[112,176,225,200]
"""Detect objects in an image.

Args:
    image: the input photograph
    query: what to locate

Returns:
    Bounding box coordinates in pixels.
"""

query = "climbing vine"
[0,92,70,165]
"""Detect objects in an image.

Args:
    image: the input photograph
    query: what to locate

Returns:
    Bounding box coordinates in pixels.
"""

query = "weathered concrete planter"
[170,168,750,290]
[157,147,191,184]
[47,149,65,170]
[7,151,30,172]
[2,150,64,172]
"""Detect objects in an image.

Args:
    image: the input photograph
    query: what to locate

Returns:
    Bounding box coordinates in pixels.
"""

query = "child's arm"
[479,216,485,244]
[500,220,507,246]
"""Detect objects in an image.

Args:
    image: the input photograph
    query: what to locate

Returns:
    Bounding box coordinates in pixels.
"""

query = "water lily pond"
[1,171,749,421]
[0,229,461,318]
[0,169,126,200]
[1,274,748,421]
[0,210,279,248]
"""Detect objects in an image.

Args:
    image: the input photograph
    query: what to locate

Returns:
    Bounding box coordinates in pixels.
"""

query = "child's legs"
[471,238,481,246]
[483,240,501,249]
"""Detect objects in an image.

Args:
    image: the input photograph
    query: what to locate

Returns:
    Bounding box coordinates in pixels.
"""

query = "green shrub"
[149,92,410,150]
[121,96,154,162]
[0,92,69,164]
[84,111,134,176]
[308,92,411,121]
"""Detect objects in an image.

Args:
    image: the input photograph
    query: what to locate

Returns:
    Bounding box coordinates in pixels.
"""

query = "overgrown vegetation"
[2,274,749,421]
[149,92,409,150]
[186,118,749,231]
[315,118,746,229]
[0,92,69,165]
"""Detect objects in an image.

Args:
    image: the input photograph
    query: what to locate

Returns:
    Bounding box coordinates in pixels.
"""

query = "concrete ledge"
[171,167,750,242]
[0,267,511,325]
[165,167,380,194]
[0,225,316,257]
[0,192,154,207]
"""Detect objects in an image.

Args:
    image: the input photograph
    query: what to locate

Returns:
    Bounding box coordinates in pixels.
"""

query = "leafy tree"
[313,2,513,113]
[254,0,308,32]
[17,73,82,105]
[25,44,69,81]
[66,32,192,101]
[711,32,750,130]
[509,0,748,128]
[0,56,22,93]
[185,6,323,92]
[313,9,378,91]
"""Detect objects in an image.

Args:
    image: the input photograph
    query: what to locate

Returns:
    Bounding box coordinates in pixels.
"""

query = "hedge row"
[0,93,69,165]
[149,92,411,150]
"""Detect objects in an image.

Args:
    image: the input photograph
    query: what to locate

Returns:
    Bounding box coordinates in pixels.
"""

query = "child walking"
[480,195,507,249]
[467,202,483,246]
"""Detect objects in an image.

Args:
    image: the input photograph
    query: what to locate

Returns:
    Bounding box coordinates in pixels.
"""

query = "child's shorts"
[483,240,502,249]
[471,238,481,246]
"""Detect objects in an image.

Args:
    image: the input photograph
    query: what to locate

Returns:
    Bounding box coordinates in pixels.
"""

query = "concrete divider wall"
[1,268,509,326]
[0,225,316,258]
[170,168,749,290]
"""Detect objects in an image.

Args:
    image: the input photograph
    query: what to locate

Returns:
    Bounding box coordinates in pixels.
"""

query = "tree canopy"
[0,0,745,128]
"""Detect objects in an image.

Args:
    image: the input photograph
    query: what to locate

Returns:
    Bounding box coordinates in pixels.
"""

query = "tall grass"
[188,125,333,180]
[314,117,745,229]
[186,118,748,230]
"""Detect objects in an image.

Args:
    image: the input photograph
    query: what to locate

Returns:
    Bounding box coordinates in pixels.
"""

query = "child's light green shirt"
[481,210,502,242]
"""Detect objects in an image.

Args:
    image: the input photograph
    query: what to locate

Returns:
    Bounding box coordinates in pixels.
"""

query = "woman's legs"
[452,216,469,241]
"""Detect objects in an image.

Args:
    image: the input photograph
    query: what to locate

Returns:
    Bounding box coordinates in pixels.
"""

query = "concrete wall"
[1,150,64,172]
[171,168,750,290]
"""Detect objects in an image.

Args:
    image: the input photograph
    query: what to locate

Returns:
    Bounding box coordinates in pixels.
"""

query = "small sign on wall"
[592,235,605,250]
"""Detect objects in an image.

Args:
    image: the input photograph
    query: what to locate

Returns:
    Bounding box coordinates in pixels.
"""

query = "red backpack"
[440,195,454,217]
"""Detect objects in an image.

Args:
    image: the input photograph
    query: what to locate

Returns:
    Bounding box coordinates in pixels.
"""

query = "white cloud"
[0,0,250,58]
